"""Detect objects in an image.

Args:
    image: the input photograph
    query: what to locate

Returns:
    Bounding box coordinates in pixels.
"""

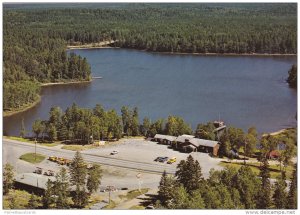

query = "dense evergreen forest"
[3,3,297,111]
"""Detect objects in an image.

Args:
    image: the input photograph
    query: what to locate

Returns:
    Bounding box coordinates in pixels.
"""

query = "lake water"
[3,49,297,136]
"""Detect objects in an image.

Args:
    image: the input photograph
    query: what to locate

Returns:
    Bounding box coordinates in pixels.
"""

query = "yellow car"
[167,157,176,164]
[48,156,58,162]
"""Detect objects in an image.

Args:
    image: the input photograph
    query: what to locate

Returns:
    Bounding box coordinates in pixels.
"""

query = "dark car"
[159,157,168,162]
[154,157,162,162]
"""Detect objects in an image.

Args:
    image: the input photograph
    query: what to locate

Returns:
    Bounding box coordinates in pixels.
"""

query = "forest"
[3,3,297,111]
[156,155,297,209]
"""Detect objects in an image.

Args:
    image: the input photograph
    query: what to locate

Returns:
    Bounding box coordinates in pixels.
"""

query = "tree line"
[156,155,297,209]
[3,151,102,209]
[29,104,193,143]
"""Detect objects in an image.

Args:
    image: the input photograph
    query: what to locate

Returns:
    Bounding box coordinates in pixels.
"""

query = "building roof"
[154,134,177,141]
[175,134,195,143]
[189,138,219,148]
[15,173,55,190]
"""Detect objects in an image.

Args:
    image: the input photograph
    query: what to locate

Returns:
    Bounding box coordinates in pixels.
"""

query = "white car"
[110,150,119,155]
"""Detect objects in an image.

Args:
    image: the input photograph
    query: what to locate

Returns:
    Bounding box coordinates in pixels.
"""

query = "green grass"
[61,144,98,151]
[3,189,41,209]
[19,153,46,164]
[130,205,145,209]
[119,188,150,201]
[6,136,32,143]
[4,136,60,147]
[219,161,294,179]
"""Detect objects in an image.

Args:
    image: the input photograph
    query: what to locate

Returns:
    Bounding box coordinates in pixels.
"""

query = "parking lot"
[84,138,223,177]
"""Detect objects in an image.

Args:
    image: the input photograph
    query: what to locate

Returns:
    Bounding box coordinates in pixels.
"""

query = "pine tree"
[234,165,260,209]
[287,164,297,209]
[69,151,88,208]
[42,179,54,209]
[175,155,204,194]
[188,189,206,209]
[158,170,177,208]
[3,163,14,195]
[28,193,39,209]
[87,164,102,194]
[273,175,288,209]
[54,167,70,209]
[72,186,89,208]
[69,151,87,187]
[170,185,189,209]
[257,159,272,209]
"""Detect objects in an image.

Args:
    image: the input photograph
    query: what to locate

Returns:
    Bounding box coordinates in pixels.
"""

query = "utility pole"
[35,138,37,162]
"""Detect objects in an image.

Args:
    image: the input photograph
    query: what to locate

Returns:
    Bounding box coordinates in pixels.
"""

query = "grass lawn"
[219,161,294,179]
[3,189,41,209]
[119,188,150,201]
[19,153,46,164]
[5,136,60,147]
[61,144,98,151]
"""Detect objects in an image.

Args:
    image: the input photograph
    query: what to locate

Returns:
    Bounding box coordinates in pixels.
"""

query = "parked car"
[48,156,57,162]
[154,157,162,162]
[110,150,119,155]
[33,167,43,174]
[167,157,176,164]
[160,157,169,163]
[44,170,55,176]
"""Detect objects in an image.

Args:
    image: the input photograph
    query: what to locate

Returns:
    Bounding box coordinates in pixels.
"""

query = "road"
[3,139,177,175]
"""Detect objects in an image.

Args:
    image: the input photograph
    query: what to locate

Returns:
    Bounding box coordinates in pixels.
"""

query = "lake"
[3,49,297,136]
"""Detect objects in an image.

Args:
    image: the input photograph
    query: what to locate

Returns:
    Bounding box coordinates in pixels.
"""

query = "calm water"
[3,49,297,136]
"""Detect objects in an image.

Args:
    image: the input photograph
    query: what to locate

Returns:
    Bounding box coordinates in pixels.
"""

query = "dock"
[92,76,103,79]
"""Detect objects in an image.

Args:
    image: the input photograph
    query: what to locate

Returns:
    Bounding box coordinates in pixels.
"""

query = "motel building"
[153,134,220,156]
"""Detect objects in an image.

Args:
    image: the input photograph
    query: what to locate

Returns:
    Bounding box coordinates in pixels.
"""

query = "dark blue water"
[3,49,297,136]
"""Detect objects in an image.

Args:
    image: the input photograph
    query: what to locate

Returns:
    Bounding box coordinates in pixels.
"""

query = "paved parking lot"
[84,138,223,177]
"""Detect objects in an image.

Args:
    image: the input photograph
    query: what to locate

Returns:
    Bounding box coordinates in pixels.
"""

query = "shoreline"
[3,95,41,117]
[66,44,297,56]
[4,80,92,117]
[41,79,92,87]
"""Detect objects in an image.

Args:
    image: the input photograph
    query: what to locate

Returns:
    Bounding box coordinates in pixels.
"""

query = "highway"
[3,139,177,175]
